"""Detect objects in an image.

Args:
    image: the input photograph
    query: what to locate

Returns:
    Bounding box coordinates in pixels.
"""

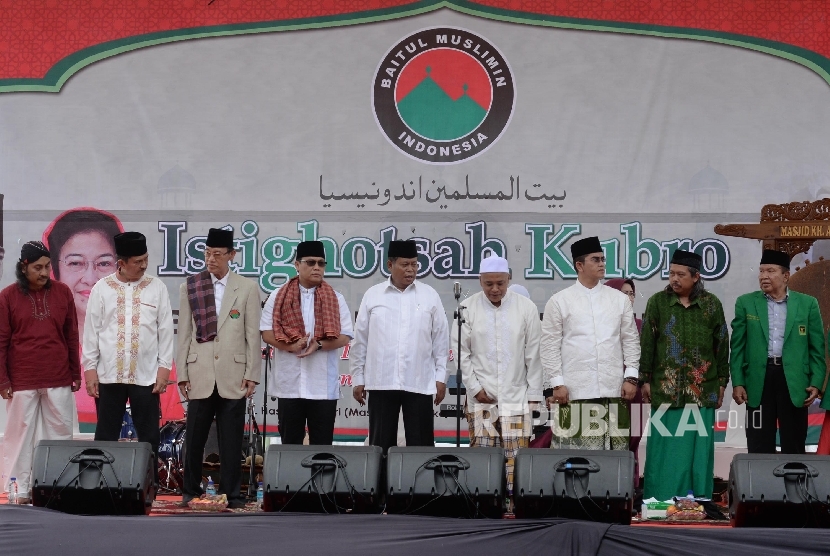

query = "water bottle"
[256,482,264,507]
[206,476,216,496]
[8,477,18,505]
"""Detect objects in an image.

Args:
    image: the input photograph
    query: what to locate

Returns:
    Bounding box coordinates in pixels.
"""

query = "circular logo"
[372,27,515,165]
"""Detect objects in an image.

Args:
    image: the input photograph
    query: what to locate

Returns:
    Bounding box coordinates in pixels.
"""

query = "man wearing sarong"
[541,236,640,450]
[640,249,729,500]
[455,256,542,496]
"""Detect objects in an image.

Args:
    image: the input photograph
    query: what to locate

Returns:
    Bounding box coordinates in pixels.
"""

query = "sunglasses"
[298,259,327,268]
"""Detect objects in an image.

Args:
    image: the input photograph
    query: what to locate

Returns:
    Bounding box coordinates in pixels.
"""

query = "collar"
[574,279,602,295]
[763,288,788,303]
[386,277,416,293]
[211,272,230,287]
[668,290,701,307]
[299,283,317,295]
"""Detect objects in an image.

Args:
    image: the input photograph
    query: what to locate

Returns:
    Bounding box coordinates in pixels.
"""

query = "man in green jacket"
[730,249,825,454]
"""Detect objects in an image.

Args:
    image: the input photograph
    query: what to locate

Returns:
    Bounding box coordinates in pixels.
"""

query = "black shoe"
[227,498,247,510]
[177,494,196,508]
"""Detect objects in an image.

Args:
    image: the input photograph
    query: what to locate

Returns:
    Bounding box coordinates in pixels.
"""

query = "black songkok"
[670,249,702,270]
[296,241,326,260]
[206,228,234,250]
[570,236,603,260]
[388,240,418,259]
[114,232,147,258]
[760,249,790,270]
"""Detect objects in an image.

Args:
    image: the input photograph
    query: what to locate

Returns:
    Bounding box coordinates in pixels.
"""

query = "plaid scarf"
[186,270,218,343]
[272,276,341,343]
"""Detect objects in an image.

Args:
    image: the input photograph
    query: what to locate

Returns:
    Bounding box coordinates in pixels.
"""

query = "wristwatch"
[316,340,323,352]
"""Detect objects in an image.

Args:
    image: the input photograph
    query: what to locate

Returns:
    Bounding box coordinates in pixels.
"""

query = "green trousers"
[643,406,715,501]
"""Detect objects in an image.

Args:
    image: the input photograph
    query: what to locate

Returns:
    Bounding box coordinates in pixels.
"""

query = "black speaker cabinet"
[729,453,830,527]
[513,448,634,524]
[31,440,156,515]
[386,446,505,518]
[261,444,383,513]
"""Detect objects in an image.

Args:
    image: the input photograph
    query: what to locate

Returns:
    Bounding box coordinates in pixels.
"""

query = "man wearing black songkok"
[178,228,261,508]
[730,249,825,454]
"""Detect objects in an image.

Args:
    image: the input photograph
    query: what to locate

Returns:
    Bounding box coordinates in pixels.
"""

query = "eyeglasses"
[298,259,327,268]
[623,291,636,298]
[203,249,231,260]
[61,256,115,274]
[588,256,606,263]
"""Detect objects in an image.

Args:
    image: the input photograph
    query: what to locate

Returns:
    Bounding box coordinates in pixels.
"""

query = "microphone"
[453,281,461,301]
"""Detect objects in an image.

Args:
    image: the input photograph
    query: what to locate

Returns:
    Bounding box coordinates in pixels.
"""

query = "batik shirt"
[639,289,729,408]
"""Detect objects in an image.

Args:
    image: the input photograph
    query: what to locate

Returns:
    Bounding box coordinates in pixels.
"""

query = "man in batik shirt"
[640,250,729,501]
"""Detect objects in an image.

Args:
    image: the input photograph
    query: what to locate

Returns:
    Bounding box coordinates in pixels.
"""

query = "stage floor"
[2,502,829,556]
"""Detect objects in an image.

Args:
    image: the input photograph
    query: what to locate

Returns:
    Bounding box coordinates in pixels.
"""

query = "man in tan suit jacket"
[177,228,261,508]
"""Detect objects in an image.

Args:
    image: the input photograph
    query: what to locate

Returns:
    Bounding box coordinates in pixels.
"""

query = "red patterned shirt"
[0,281,80,391]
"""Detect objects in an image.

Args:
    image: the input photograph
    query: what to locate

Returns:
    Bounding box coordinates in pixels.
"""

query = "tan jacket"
[177,272,262,400]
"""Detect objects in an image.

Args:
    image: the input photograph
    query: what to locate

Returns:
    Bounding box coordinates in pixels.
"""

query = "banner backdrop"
[2,9,830,445]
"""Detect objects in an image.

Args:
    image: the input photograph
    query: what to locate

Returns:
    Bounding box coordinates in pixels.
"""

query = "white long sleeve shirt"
[453,290,543,416]
[540,281,640,400]
[260,284,353,400]
[350,279,449,395]
[82,273,174,386]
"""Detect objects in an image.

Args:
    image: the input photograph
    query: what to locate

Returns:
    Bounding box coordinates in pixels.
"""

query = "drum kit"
[118,401,187,494]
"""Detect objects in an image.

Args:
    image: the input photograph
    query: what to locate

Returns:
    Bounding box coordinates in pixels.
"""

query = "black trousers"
[95,383,161,484]
[277,398,338,445]
[182,386,246,501]
[95,383,160,452]
[368,390,434,453]
[746,362,808,454]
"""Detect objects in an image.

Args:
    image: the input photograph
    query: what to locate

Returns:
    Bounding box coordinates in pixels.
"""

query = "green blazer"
[730,290,825,408]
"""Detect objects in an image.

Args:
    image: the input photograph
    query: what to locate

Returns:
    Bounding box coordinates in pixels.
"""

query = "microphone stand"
[249,345,273,499]
[454,295,464,448]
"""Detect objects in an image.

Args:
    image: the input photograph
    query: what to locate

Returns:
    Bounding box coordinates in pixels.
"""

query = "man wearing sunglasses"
[541,236,640,451]
[177,228,262,509]
[261,240,353,445]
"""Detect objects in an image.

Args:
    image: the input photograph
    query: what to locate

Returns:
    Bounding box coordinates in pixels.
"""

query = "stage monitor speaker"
[729,453,830,527]
[513,448,634,524]
[386,446,505,518]
[261,444,383,513]
[31,440,156,515]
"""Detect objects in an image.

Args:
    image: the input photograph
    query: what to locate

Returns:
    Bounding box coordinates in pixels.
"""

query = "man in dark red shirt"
[0,241,80,503]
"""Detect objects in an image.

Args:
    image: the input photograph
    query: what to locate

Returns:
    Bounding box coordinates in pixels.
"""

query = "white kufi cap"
[479,255,509,275]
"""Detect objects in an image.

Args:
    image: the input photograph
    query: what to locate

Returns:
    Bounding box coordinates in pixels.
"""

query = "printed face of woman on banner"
[44,209,122,334]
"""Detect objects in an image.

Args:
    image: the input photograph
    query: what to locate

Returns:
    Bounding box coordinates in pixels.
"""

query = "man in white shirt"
[261,240,352,445]
[82,231,174,467]
[455,256,542,495]
[177,228,262,508]
[351,240,449,453]
[541,236,640,450]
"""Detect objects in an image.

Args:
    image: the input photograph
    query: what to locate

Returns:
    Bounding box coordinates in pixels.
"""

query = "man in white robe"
[541,236,640,450]
[455,256,542,495]
[82,232,174,467]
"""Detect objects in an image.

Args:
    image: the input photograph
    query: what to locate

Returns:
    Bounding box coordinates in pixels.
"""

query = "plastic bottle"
[206,476,216,496]
[8,477,18,505]
[256,482,264,507]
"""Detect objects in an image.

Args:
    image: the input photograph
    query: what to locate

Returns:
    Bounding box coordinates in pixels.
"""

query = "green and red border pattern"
[3,1,830,92]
